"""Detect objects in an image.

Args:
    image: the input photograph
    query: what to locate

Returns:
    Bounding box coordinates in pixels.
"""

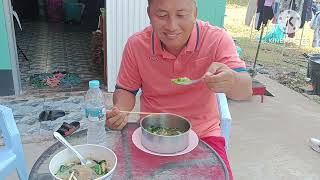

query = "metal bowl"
[140,113,191,154]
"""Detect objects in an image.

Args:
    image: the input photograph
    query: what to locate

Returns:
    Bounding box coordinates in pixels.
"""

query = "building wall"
[197,0,227,28]
[0,0,15,96]
[0,1,11,70]
[106,0,149,92]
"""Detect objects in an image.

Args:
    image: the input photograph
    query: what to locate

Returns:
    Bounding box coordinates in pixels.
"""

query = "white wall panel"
[106,0,149,92]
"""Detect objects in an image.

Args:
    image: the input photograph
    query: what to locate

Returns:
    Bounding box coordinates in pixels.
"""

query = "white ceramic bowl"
[49,144,117,180]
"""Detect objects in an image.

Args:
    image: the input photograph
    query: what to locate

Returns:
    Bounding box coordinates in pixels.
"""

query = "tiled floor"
[15,20,104,95]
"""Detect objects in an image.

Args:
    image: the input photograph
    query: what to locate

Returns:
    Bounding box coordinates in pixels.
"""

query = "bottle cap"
[89,80,100,89]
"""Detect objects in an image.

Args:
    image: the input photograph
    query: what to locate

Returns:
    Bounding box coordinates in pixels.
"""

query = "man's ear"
[194,7,198,22]
[147,6,151,20]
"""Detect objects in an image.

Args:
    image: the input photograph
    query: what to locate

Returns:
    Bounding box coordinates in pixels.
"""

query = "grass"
[225,5,319,62]
[224,4,320,102]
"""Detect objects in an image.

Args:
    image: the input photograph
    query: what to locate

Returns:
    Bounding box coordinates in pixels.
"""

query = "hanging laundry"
[300,0,312,27]
[265,0,275,6]
[256,0,275,30]
[256,0,266,30]
[305,0,313,21]
[277,0,305,34]
[279,0,293,12]
[263,6,275,24]
[312,2,320,15]
[264,0,276,25]
[295,0,305,16]
[310,11,320,47]
[273,0,281,23]
[279,0,305,18]
[288,32,295,37]
[245,0,258,26]
[261,24,285,43]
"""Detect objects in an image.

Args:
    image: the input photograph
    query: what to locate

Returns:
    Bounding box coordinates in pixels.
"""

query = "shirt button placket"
[173,57,184,76]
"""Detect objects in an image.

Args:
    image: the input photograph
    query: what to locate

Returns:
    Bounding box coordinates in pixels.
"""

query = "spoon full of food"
[53,132,94,166]
[171,72,215,86]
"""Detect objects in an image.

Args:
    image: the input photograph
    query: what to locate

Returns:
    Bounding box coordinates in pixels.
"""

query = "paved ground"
[2,74,320,180]
[229,75,320,180]
[0,91,121,144]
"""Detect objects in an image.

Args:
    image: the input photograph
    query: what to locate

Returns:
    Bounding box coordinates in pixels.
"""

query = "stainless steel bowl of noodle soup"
[140,113,191,154]
[49,144,117,180]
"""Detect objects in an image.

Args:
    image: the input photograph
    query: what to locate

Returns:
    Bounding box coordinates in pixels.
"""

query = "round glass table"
[29,123,229,180]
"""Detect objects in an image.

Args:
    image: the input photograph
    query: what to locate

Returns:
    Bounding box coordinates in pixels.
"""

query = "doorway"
[12,0,106,94]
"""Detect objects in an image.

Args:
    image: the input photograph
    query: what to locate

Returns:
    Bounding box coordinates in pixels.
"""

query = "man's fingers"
[115,116,128,130]
[106,113,121,128]
[207,81,231,92]
[207,64,219,73]
[107,107,120,118]
[109,116,127,130]
[112,113,127,127]
[106,112,129,130]
[204,71,228,83]
[207,63,225,74]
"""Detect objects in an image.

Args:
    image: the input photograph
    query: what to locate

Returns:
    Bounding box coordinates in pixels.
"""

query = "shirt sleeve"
[214,31,247,72]
[116,39,142,91]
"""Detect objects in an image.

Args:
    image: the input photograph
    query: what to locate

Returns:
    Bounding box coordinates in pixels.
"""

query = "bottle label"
[85,108,106,121]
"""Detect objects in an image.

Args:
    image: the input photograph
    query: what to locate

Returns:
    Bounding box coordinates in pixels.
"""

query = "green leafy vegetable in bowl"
[171,77,192,85]
[55,159,110,180]
[147,126,182,136]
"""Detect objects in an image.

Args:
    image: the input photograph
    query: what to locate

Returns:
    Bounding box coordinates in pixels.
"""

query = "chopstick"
[68,171,75,180]
[68,171,78,180]
[120,110,165,115]
[106,110,165,115]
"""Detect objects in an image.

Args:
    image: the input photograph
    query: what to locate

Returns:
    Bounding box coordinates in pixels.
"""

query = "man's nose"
[165,17,178,31]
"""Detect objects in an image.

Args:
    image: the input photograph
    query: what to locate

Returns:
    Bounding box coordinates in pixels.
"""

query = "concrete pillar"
[0,0,15,96]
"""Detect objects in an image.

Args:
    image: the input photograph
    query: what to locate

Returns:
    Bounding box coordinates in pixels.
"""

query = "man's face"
[148,0,197,54]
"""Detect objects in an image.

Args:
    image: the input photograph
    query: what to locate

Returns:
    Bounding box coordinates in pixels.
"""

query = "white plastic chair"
[0,105,28,180]
[216,93,232,150]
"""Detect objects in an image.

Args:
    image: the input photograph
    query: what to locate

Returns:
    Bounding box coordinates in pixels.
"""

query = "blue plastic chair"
[0,105,28,180]
[216,93,232,150]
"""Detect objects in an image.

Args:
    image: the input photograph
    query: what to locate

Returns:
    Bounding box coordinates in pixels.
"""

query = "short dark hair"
[148,0,197,6]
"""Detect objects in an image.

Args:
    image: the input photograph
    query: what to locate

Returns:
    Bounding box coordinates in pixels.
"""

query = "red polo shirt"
[117,20,246,137]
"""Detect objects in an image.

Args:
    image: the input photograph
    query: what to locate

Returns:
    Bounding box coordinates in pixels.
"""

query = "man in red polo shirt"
[106,0,252,179]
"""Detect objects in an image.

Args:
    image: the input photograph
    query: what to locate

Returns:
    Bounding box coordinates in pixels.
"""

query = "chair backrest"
[216,93,232,150]
[0,105,20,149]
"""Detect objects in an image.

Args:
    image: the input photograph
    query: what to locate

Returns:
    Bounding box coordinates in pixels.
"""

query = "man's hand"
[203,62,237,93]
[106,107,128,130]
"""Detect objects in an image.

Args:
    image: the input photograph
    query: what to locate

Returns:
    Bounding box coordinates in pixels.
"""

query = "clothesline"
[246,0,320,51]
[249,18,306,43]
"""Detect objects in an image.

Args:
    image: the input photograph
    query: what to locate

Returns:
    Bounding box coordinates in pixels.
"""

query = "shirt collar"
[151,21,200,58]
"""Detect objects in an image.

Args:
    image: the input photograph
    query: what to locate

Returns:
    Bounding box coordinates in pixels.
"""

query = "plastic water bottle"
[85,80,107,145]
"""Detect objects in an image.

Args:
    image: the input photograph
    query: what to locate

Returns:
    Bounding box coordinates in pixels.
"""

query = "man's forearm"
[113,89,136,111]
[226,72,252,100]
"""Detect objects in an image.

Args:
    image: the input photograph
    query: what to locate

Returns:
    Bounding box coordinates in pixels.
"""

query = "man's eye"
[158,14,167,18]
[177,14,188,17]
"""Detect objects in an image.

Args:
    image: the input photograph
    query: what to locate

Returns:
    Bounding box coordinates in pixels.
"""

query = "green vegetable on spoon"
[171,77,193,85]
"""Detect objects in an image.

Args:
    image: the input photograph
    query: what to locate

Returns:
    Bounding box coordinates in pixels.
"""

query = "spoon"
[171,72,214,86]
[171,77,200,85]
[53,132,93,166]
